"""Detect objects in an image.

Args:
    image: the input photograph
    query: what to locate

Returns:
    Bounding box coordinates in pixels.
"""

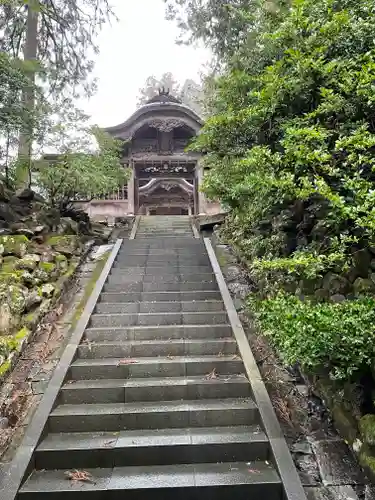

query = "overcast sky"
[82,0,211,128]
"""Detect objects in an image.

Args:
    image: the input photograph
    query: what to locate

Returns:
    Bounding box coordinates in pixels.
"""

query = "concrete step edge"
[20,461,282,495]
[62,374,248,390]
[51,397,257,416]
[71,355,242,366]
[37,425,267,452]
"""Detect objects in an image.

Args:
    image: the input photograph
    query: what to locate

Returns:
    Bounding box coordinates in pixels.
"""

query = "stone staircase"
[11,216,304,499]
[135,215,194,238]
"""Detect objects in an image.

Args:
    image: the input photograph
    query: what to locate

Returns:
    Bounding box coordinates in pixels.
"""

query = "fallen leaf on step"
[118,359,138,365]
[205,368,218,380]
[102,439,116,447]
[217,352,224,357]
[167,354,175,359]
[247,469,261,474]
[65,470,95,484]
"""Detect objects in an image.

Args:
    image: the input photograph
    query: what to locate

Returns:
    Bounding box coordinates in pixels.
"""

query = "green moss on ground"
[0,360,11,377]
[70,251,110,331]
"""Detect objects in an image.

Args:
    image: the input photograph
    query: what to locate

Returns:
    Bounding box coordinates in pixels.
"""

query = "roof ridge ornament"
[145,87,182,105]
[159,87,170,96]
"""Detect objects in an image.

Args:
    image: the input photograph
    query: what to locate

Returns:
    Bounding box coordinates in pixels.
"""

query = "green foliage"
[0,52,42,184]
[164,0,289,63]
[37,120,127,208]
[0,0,115,95]
[170,0,375,384]
[251,294,375,380]
[191,0,375,274]
[0,53,34,135]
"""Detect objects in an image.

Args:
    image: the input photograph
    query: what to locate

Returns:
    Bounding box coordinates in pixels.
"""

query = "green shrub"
[250,294,375,381]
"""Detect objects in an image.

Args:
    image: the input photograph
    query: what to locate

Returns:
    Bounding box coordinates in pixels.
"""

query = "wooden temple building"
[78,89,220,221]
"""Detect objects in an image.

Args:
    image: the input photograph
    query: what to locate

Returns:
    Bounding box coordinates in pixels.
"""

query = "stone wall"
[71,199,223,219]
[71,200,130,223]
[0,234,92,380]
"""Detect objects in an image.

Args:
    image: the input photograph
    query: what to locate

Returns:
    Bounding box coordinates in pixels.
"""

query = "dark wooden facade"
[104,90,205,215]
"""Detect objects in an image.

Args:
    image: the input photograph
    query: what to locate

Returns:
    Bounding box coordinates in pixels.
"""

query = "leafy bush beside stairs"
[250,294,375,382]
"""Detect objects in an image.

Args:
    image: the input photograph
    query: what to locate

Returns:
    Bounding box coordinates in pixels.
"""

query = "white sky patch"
[81,0,211,128]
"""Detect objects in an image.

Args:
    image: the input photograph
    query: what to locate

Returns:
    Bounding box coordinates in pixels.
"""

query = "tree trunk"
[16,1,39,189]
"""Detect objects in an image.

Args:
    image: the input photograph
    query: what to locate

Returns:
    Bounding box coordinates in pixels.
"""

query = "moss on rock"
[0,359,11,378]
[353,277,375,296]
[359,444,375,481]
[54,253,68,272]
[15,326,30,342]
[40,283,55,298]
[70,250,110,330]
[46,235,79,256]
[0,235,29,257]
[2,256,18,271]
[17,254,40,271]
[359,414,375,446]
[39,261,57,274]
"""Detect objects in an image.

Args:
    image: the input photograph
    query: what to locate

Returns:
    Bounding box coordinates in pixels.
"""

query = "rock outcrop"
[0,182,112,380]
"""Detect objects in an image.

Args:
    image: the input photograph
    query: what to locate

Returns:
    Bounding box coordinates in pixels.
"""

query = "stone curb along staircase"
[2,216,307,500]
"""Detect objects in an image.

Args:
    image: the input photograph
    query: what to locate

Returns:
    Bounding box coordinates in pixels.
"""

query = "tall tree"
[137,72,204,115]
[17,0,39,187]
[164,0,290,63]
[0,0,116,186]
[179,78,204,115]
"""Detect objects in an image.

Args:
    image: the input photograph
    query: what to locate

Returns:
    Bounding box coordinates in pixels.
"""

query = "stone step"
[48,398,258,432]
[114,252,208,258]
[136,230,193,235]
[114,260,210,267]
[118,245,205,251]
[83,324,233,342]
[137,226,192,229]
[136,235,194,239]
[78,338,236,358]
[111,265,213,273]
[99,290,222,303]
[89,311,228,328]
[69,355,243,380]
[118,244,205,250]
[107,273,215,285]
[136,226,192,229]
[60,375,249,404]
[115,252,208,260]
[120,240,202,246]
[95,300,225,314]
[103,281,219,292]
[121,238,202,245]
[35,425,269,469]
[19,461,282,499]
[113,262,212,271]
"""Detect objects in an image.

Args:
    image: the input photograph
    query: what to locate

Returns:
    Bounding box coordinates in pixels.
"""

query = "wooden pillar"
[127,161,135,214]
